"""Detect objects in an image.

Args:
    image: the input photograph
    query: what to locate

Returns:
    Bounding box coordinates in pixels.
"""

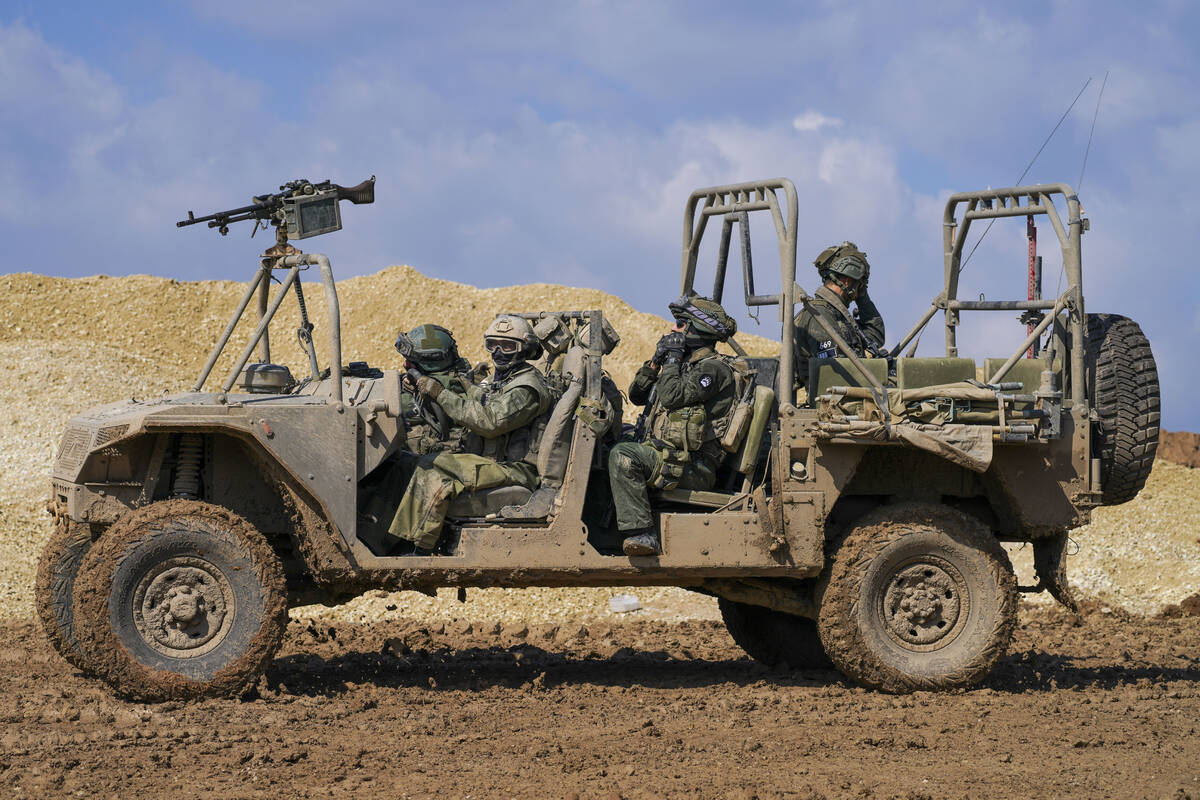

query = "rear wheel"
[34,517,95,673]
[817,503,1016,693]
[73,500,287,702]
[719,598,832,670]
[1084,314,1160,505]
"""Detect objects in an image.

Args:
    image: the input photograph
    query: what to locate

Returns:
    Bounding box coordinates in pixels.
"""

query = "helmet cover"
[395,323,459,372]
[667,295,737,341]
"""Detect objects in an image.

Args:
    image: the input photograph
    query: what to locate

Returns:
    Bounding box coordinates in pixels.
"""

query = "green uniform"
[387,362,554,550]
[608,347,736,531]
[355,361,473,554]
[401,357,473,455]
[793,285,885,392]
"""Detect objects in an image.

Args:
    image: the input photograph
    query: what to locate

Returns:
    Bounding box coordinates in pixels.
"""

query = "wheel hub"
[133,558,236,658]
[882,559,966,650]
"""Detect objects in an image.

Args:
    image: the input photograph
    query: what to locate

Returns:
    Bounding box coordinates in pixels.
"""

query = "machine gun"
[177,176,376,239]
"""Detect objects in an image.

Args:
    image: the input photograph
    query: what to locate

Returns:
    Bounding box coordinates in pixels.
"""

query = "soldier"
[393,323,473,455]
[357,324,474,554]
[608,296,739,556]
[384,315,556,555]
[793,241,886,395]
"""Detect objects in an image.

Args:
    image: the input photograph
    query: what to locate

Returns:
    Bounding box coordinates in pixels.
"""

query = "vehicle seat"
[658,382,776,507]
[982,356,1059,391]
[982,356,1060,412]
[447,346,587,521]
[810,357,889,397]
[445,485,533,517]
[894,357,976,390]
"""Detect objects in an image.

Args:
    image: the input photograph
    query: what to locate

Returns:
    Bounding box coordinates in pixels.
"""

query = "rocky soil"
[1,607,1197,799]
[1160,430,1200,469]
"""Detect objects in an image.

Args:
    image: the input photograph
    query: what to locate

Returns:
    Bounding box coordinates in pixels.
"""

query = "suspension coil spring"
[172,434,204,499]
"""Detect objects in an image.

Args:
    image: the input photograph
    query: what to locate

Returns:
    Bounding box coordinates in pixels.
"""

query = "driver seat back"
[445,347,585,520]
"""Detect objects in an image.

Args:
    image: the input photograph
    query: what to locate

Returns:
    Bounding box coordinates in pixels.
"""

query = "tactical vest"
[403,365,472,455]
[465,364,557,466]
[806,286,880,359]
[646,352,747,458]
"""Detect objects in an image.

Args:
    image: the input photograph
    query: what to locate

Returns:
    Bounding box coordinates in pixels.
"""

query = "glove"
[652,331,687,366]
[415,375,444,399]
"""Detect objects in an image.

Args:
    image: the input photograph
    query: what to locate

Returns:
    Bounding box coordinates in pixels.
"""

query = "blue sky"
[3,1,1199,429]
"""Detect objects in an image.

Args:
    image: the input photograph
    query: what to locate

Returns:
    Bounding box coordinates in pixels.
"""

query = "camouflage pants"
[387,452,538,551]
[607,441,717,531]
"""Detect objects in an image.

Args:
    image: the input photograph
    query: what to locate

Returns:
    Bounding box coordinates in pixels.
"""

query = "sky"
[2,1,1199,429]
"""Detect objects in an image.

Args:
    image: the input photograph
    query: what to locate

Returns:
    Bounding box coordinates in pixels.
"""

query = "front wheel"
[816,503,1016,693]
[73,500,288,702]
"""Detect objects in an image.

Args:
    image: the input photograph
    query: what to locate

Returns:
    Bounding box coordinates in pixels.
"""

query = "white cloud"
[792,111,842,133]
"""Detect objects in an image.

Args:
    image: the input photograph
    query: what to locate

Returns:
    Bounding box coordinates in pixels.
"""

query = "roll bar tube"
[681,179,799,406]
[940,183,1085,403]
[194,253,344,403]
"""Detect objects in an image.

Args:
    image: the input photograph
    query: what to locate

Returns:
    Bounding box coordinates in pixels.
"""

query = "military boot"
[621,528,661,556]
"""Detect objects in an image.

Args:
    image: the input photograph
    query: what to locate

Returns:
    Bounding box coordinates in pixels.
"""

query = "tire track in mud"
[2,605,1197,799]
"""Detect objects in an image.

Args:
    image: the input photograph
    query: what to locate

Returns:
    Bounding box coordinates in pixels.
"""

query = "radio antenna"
[961,77,1092,272]
[1077,70,1109,193]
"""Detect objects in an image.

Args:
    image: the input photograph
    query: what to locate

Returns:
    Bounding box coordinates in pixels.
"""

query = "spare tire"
[1084,314,1160,505]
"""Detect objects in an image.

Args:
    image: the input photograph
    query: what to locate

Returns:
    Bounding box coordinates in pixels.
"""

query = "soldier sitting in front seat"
[384,315,557,555]
[357,323,474,553]
[394,323,474,455]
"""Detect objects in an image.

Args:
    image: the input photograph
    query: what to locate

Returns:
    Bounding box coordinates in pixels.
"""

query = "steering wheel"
[415,395,451,442]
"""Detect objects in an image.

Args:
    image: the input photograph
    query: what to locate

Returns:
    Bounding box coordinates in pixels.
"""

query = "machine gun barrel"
[176,199,278,229]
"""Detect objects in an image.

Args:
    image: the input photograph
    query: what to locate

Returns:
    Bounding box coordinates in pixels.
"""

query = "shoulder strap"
[813,286,874,354]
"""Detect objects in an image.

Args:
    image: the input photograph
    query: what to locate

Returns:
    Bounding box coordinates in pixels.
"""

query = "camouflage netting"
[0,268,1196,621]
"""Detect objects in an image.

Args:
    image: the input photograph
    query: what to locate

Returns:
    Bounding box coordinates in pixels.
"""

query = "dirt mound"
[1158,430,1200,468]
[1,610,1197,798]
[1160,591,1200,618]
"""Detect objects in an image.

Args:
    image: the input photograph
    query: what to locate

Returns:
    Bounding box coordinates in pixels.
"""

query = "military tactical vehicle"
[39,177,1158,700]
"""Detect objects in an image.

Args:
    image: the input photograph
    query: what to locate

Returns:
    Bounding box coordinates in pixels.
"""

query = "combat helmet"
[484,314,542,362]
[394,323,460,372]
[668,295,737,342]
[814,241,870,286]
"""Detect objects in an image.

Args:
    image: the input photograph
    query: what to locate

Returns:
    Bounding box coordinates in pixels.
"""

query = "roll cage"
[681,179,1088,410]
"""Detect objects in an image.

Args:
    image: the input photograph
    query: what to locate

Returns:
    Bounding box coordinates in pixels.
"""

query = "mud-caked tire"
[1084,314,1160,505]
[816,503,1016,693]
[73,500,287,702]
[719,598,832,670]
[34,516,95,673]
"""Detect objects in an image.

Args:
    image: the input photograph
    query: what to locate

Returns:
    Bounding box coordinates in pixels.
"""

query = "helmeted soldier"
[793,241,886,396]
[356,323,475,554]
[393,323,473,455]
[384,314,557,555]
[608,296,739,556]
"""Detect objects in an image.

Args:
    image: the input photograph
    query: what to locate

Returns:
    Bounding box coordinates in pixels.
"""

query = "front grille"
[94,424,129,447]
[56,427,92,471]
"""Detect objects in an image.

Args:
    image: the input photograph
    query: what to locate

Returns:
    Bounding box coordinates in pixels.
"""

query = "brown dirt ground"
[2,605,1198,799]
[1159,431,1200,469]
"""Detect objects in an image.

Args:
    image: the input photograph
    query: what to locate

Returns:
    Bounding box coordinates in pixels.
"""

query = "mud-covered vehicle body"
[40,178,1158,700]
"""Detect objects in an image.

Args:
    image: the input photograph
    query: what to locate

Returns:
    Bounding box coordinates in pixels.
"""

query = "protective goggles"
[484,337,522,355]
